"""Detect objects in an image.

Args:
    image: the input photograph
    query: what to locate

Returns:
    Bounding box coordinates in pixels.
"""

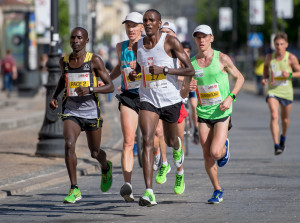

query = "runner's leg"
[267,98,280,145]
[63,120,82,185]
[139,110,160,189]
[280,103,292,137]
[120,104,139,183]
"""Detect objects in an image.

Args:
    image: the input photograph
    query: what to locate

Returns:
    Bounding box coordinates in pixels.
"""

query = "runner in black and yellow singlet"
[262,32,300,155]
[191,24,244,204]
[49,27,115,204]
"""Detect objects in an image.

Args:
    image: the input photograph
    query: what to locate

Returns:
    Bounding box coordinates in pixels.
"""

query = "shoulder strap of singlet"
[63,54,70,63]
[84,52,93,63]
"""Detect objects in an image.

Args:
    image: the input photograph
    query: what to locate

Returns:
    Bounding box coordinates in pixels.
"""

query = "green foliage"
[195,0,300,52]
[58,0,69,53]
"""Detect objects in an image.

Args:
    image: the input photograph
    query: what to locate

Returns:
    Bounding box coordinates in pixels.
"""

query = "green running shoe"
[63,188,82,203]
[174,173,185,194]
[173,141,184,168]
[156,163,171,184]
[139,190,157,206]
[101,160,112,192]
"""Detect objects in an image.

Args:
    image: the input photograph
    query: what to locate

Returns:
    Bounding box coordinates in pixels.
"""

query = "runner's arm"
[52,57,66,100]
[91,55,114,94]
[128,42,141,81]
[109,42,122,81]
[49,57,66,110]
[262,54,271,85]
[219,53,244,111]
[288,53,300,78]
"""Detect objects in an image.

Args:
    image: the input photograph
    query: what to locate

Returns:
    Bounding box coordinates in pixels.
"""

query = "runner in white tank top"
[129,9,195,207]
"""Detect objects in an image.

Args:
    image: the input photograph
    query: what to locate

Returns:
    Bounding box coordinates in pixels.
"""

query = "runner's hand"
[129,61,136,70]
[189,79,197,91]
[261,78,268,86]
[219,97,232,111]
[98,81,104,87]
[75,86,89,96]
[129,70,137,81]
[149,65,163,75]
[282,70,289,78]
[49,98,58,110]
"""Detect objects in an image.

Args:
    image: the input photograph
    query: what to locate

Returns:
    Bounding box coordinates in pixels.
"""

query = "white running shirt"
[137,33,181,108]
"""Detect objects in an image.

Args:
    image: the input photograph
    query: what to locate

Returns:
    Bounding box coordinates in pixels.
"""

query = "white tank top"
[137,33,181,108]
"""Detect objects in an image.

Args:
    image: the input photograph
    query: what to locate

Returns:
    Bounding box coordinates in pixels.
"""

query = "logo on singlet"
[83,63,90,71]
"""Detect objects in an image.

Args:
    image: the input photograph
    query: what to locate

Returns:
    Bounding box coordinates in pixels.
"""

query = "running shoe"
[156,163,171,184]
[217,138,230,167]
[207,188,224,204]
[120,183,134,202]
[173,142,184,168]
[139,190,157,206]
[101,160,112,192]
[153,150,163,171]
[174,173,185,194]
[275,144,283,155]
[63,188,82,203]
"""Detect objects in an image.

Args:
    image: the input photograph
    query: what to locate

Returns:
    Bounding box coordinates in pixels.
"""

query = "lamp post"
[36,0,64,157]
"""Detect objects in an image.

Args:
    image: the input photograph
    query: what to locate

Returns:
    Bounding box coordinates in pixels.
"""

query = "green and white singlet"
[267,51,293,101]
[191,50,232,120]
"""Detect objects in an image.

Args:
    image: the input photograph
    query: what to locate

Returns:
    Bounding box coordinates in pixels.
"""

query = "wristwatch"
[229,93,236,101]
[89,86,94,94]
[163,66,169,75]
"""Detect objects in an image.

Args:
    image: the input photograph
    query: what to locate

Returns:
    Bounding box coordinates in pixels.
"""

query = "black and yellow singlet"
[62,52,102,121]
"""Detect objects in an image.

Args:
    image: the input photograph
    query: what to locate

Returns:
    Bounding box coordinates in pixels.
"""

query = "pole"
[272,0,277,34]
[36,0,64,157]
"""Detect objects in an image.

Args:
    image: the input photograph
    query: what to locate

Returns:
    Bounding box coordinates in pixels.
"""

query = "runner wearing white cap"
[129,9,194,206]
[190,24,244,204]
[109,12,144,202]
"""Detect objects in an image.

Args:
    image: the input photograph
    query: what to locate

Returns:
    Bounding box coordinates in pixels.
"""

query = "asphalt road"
[0,91,300,223]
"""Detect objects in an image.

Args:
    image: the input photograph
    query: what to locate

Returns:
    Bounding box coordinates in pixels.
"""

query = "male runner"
[154,21,187,195]
[191,25,244,204]
[109,12,144,202]
[262,32,300,155]
[130,10,194,206]
[49,27,114,203]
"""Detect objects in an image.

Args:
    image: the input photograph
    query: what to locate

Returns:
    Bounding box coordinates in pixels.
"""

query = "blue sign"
[248,33,263,48]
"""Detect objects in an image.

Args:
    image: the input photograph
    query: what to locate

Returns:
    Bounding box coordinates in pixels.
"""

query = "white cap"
[160,21,177,34]
[192,25,213,37]
[122,12,143,24]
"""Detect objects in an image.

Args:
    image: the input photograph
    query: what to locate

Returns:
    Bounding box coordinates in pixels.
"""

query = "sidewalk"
[0,88,122,199]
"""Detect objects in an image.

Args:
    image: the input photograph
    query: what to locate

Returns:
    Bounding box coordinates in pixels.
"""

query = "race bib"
[271,71,288,86]
[122,67,141,90]
[66,72,90,96]
[142,66,167,89]
[196,83,222,106]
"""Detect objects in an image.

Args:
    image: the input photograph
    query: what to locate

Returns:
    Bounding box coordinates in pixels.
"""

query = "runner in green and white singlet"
[190,24,244,204]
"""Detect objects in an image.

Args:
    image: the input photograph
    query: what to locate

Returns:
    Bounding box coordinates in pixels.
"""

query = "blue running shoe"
[207,188,224,204]
[217,138,230,167]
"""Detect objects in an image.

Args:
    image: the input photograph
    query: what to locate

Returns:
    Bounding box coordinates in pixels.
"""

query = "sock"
[146,188,153,194]
[71,184,78,189]
[125,182,132,188]
[102,163,110,174]
[280,135,286,145]
[173,137,182,151]
[153,149,160,156]
[275,144,280,149]
[177,169,184,175]
[163,161,168,166]
[194,127,198,133]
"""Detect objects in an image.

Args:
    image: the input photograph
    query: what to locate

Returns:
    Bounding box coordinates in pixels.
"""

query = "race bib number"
[271,71,288,86]
[196,83,222,106]
[66,73,90,96]
[142,66,167,89]
[122,67,141,90]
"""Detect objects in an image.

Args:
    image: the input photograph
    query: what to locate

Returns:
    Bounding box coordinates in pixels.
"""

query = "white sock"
[177,169,184,175]
[173,137,181,151]
[163,161,168,166]
[146,188,153,194]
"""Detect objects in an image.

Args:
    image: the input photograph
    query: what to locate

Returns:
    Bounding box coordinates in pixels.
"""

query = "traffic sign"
[248,32,263,48]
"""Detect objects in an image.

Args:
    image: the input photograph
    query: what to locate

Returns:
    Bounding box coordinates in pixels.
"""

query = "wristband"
[290,72,293,79]
[229,93,236,101]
